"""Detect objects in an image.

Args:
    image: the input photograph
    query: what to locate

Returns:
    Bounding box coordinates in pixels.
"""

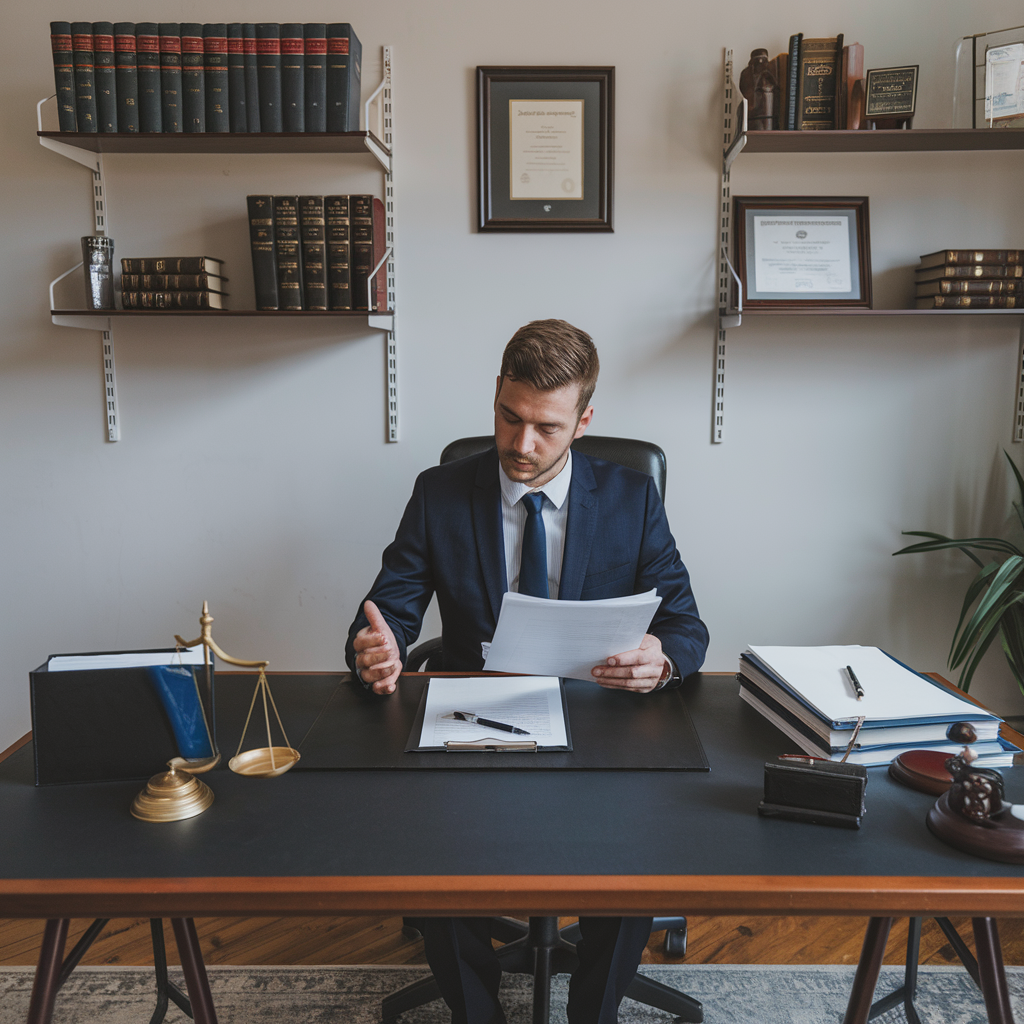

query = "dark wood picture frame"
[733,196,872,310]
[477,66,614,232]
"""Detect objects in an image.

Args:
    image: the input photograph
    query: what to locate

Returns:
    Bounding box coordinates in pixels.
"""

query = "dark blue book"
[227,24,246,132]
[114,23,139,132]
[49,22,77,131]
[158,23,182,132]
[136,24,161,131]
[181,23,205,132]
[203,24,229,132]
[281,23,305,131]
[70,23,98,132]
[785,33,802,130]
[242,24,260,132]
[326,24,361,132]
[255,24,282,131]
[92,22,118,132]
[303,25,326,132]
[247,195,278,309]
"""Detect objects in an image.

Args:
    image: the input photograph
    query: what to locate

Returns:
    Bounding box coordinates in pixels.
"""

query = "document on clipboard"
[412,676,570,752]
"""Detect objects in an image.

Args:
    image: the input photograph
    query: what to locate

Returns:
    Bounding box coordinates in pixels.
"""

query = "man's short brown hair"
[499,319,600,416]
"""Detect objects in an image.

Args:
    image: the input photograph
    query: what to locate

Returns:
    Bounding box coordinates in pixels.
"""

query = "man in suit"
[346,319,708,1024]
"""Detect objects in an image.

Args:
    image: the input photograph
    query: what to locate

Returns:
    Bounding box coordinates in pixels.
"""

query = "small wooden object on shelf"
[889,749,954,795]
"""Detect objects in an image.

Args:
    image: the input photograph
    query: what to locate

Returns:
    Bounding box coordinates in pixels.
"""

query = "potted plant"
[894,450,1024,697]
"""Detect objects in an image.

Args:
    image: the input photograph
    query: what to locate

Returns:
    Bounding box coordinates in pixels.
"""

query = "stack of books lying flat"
[120,257,227,309]
[739,645,1020,767]
[914,250,1023,308]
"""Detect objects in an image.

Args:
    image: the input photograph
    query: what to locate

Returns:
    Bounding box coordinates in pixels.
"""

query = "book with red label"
[281,23,305,131]
[243,24,260,131]
[158,23,182,132]
[273,196,303,309]
[325,194,351,310]
[50,22,77,131]
[71,22,98,132]
[326,24,361,132]
[136,23,162,132]
[915,264,1024,282]
[114,23,139,132]
[121,257,224,275]
[122,290,226,310]
[919,249,1024,268]
[350,194,387,311]
[227,25,246,131]
[304,24,327,132]
[92,22,118,132]
[299,195,327,310]
[915,294,1019,309]
[180,23,205,132]
[203,24,229,133]
[256,23,282,132]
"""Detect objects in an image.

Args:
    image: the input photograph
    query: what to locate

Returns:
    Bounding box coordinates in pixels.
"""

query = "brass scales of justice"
[131,602,299,823]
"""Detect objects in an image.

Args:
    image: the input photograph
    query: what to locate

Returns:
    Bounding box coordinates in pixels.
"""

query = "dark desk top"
[1,672,1022,919]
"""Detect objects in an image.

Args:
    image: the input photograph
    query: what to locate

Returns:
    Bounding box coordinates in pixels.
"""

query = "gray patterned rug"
[1,963,1021,1023]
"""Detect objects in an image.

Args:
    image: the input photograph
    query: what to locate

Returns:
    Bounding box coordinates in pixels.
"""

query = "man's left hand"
[591,634,669,693]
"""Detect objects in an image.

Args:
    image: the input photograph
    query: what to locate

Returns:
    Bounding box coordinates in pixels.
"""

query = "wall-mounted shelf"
[40,45,397,443]
[739,127,1024,154]
[733,308,1024,317]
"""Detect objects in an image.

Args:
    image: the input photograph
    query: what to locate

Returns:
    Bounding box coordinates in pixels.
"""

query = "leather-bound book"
[840,43,863,129]
[243,25,261,131]
[325,195,352,310]
[916,279,1021,297]
[49,23,77,131]
[181,23,205,132]
[797,35,842,130]
[351,194,387,311]
[121,256,224,274]
[281,23,305,131]
[273,196,303,309]
[299,195,327,309]
[122,272,226,292]
[92,22,118,132]
[304,24,327,132]
[71,22,98,132]
[122,290,226,309]
[915,263,1024,282]
[227,25,246,131]
[114,23,139,132]
[158,23,183,132]
[920,249,1024,267]
[136,23,162,132]
[256,24,283,132]
[326,24,362,132]
[916,294,1019,309]
[247,195,278,309]
[204,24,229,132]
[785,33,801,129]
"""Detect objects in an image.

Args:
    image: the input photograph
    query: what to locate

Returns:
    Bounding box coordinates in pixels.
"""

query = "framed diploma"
[477,66,614,232]
[732,197,872,310]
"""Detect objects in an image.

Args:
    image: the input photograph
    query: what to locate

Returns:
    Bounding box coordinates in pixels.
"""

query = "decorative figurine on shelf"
[926,722,1024,864]
[81,235,115,309]
[739,48,778,131]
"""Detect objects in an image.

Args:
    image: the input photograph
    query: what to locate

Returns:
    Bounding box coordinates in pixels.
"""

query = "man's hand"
[591,633,669,694]
[353,600,402,695]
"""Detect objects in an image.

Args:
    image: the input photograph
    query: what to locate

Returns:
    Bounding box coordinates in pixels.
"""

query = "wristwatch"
[654,656,681,690]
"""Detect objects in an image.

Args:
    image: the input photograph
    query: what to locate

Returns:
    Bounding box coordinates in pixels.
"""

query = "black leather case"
[758,756,868,829]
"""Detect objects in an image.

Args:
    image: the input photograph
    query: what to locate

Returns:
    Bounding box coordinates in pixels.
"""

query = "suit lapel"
[473,450,507,623]
[559,451,597,601]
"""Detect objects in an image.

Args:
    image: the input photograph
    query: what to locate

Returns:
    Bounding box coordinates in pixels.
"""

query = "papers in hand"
[482,589,662,681]
[418,676,567,748]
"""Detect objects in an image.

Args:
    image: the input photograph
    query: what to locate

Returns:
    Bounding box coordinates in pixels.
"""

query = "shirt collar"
[498,448,573,511]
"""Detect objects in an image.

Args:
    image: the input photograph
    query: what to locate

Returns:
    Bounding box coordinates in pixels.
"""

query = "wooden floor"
[2,914,1023,970]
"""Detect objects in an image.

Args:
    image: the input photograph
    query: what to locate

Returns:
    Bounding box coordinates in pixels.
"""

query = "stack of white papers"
[48,646,206,671]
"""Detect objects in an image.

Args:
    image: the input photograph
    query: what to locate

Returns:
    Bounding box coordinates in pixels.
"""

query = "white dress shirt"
[498,450,573,599]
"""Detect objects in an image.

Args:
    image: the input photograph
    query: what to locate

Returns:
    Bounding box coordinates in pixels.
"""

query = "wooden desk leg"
[972,918,1016,1024]
[170,918,218,1024]
[26,919,69,1024]
[842,917,893,1024]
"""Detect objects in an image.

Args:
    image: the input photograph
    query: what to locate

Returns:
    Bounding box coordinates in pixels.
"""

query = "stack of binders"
[738,645,1020,767]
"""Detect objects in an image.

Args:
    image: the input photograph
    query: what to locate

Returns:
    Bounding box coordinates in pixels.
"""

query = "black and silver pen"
[846,665,865,701]
[452,711,530,735]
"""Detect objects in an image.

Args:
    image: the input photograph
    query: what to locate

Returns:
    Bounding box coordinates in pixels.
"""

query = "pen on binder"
[846,665,865,701]
[452,711,530,735]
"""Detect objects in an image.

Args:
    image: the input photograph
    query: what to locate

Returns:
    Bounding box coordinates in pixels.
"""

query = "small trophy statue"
[739,48,778,131]
[926,722,1024,864]
[81,236,115,309]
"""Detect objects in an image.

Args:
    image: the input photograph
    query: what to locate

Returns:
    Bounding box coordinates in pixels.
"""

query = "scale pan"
[229,746,301,777]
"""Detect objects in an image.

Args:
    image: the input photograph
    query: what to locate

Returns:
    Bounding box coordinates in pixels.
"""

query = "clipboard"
[404,679,573,753]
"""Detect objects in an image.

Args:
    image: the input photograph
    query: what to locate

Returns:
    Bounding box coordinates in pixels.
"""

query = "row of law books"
[49,21,360,134]
[914,250,1023,308]
[120,257,227,309]
[247,194,386,312]
[738,645,1020,767]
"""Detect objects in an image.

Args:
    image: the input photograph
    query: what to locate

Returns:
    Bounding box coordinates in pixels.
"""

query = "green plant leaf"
[949,557,1024,669]
[956,618,1003,693]
[1000,623,1024,699]
[950,560,1002,643]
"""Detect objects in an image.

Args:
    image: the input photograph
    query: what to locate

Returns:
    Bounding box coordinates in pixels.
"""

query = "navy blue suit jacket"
[345,448,709,679]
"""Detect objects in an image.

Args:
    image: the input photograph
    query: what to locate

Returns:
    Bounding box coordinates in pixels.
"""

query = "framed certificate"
[732,197,872,310]
[477,66,614,232]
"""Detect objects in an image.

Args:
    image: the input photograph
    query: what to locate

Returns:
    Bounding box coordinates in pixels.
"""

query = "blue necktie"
[519,492,548,599]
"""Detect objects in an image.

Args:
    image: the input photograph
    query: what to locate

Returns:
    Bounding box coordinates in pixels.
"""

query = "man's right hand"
[353,600,402,695]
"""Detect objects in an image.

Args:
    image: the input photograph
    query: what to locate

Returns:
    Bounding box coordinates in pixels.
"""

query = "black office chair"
[382,435,701,1024]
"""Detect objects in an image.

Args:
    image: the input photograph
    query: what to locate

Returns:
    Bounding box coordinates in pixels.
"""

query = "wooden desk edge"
[1,875,1023,919]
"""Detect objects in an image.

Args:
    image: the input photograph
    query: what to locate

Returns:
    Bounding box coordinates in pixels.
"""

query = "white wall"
[3,0,1024,750]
